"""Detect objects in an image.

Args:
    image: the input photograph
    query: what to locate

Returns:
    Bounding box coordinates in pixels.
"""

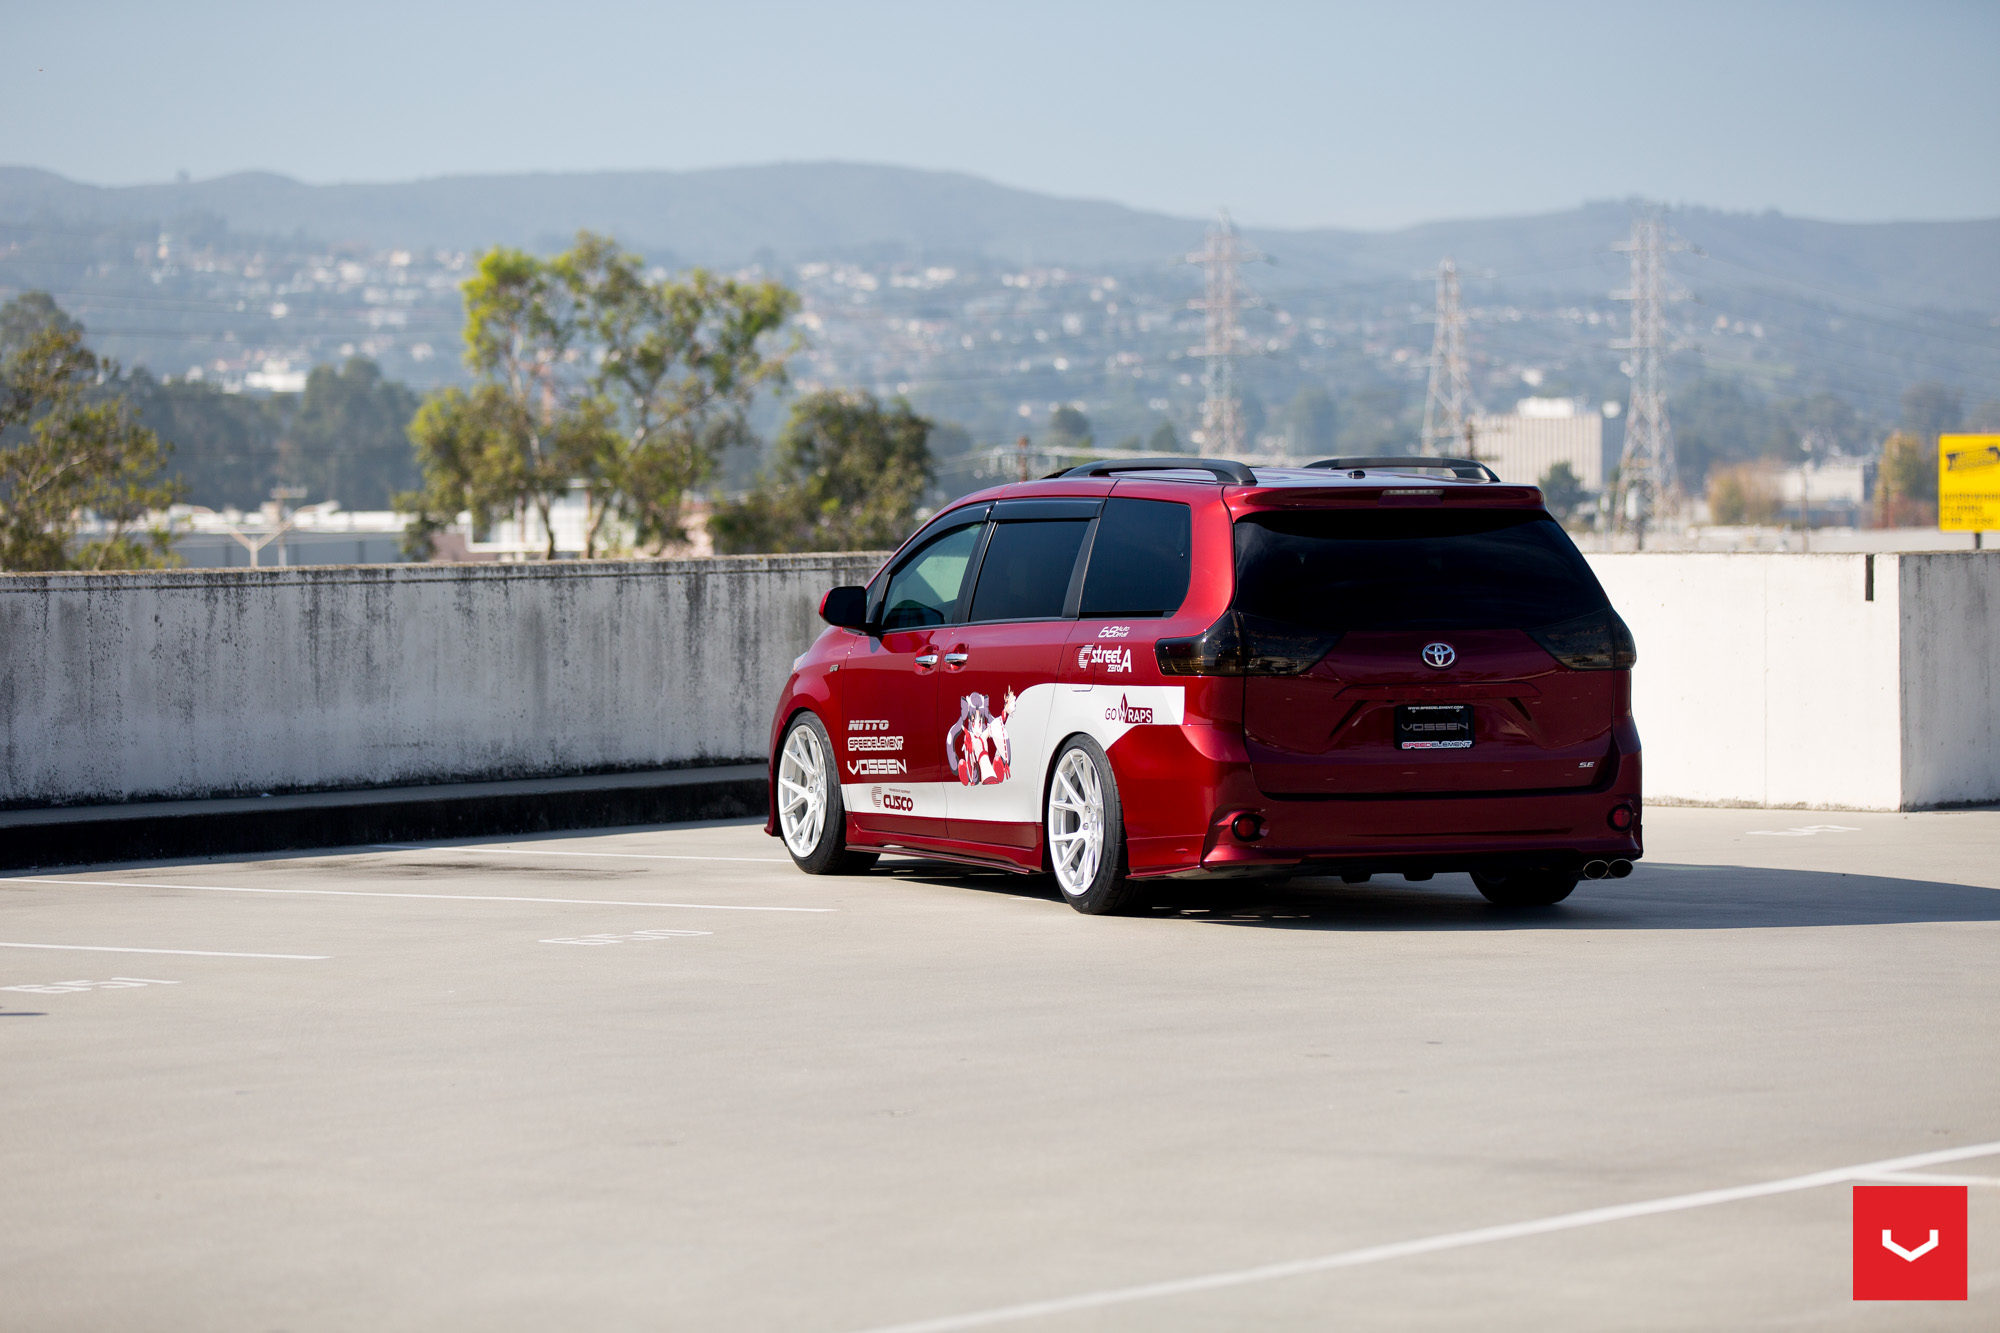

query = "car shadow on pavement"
[877,860,2000,931]
[1162,864,2000,931]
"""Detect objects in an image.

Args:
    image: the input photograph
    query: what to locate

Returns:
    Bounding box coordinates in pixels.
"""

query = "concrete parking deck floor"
[4,807,1997,1331]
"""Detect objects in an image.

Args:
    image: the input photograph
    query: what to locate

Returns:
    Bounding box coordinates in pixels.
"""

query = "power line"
[1612,211,1690,543]
[1186,211,1264,456]
[1420,257,1478,456]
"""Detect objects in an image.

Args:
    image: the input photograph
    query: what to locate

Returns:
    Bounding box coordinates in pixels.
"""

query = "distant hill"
[5,162,1998,314]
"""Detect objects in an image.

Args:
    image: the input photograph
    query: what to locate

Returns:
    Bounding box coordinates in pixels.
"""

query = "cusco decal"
[868,786,916,812]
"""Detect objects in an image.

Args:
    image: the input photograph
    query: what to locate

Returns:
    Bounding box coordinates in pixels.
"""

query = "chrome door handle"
[943,652,969,666]
[914,653,939,668]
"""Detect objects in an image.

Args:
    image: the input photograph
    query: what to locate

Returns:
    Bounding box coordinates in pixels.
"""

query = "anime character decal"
[948,689,1015,786]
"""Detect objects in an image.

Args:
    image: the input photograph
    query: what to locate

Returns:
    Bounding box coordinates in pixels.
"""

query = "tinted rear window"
[968,519,1091,622]
[1080,498,1192,617]
[1233,509,1607,632]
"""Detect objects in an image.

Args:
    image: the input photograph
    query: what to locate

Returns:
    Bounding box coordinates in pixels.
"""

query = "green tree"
[1284,386,1338,458]
[0,294,182,571]
[124,371,289,509]
[1146,419,1182,454]
[400,231,796,559]
[566,233,797,551]
[282,357,422,510]
[709,391,933,554]
[1048,405,1092,448]
[1537,460,1587,523]
[1875,429,1937,526]
[1705,464,1780,526]
[1900,381,1963,444]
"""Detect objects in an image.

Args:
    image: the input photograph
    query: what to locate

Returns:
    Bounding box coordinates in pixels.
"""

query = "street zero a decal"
[948,689,1015,786]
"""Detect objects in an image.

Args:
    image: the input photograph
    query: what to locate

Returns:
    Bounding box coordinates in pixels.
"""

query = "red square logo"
[1853,1186,1968,1301]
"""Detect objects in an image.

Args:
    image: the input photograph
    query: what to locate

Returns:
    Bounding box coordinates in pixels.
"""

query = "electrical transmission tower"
[1188,211,1263,456]
[1612,212,1688,541]
[1421,257,1477,456]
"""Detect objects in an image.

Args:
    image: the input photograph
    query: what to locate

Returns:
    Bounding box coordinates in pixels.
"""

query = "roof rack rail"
[1305,455,1500,482]
[1059,456,1257,485]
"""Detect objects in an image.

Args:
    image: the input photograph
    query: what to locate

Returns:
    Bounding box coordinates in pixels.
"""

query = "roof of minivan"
[938,462,1548,514]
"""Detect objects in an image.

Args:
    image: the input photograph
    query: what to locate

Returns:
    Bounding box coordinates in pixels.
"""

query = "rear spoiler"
[1306,456,1500,482]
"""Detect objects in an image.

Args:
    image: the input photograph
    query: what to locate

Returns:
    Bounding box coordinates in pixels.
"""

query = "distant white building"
[1772,457,1874,526]
[1467,398,1606,491]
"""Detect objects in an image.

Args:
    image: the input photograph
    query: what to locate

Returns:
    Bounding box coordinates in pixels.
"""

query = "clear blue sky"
[5,0,1996,229]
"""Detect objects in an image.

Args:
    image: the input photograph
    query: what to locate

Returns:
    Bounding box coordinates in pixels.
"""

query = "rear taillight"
[1155,612,1342,676]
[1527,610,1638,671]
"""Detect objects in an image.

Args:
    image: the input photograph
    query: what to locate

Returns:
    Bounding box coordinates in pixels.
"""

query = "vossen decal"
[847,758,907,776]
[869,786,916,812]
[1096,625,1132,639]
[847,735,905,752]
[848,719,892,732]
[1077,643,1134,673]
[1106,694,1155,725]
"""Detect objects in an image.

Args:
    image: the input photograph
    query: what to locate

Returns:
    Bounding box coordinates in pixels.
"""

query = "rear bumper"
[1119,722,1644,880]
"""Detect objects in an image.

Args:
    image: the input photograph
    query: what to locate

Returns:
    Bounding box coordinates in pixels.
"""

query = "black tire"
[1045,736,1146,916]
[774,713,878,876]
[1471,865,1578,907]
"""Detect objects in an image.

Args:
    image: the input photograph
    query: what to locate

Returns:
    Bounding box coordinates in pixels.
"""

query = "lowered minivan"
[765,457,1642,913]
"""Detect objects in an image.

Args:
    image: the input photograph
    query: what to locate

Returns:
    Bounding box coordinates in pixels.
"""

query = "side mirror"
[819,585,870,632]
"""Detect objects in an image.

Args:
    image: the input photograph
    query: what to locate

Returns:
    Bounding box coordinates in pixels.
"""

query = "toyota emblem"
[1422,642,1456,669]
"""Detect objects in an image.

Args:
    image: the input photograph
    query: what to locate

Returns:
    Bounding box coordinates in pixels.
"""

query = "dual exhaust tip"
[1583,859,1633,880]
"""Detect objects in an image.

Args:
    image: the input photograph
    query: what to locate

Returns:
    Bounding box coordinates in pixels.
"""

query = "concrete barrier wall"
[1588,551,1999,810]
[0,555,884,807]
[1899,554,2000,808]
[3,550,1994,811]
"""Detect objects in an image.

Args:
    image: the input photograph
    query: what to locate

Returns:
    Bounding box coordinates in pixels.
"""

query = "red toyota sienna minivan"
[764,456,1641,914]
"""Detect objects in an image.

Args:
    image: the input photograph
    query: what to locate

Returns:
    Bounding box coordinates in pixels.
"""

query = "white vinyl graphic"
[840,683,1185,826]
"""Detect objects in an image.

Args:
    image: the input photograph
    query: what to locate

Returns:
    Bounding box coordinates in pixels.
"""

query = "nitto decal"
[948,689,1015,786]
[869,786,916,812]
[1106,694,1155,725]
[848,719,892,732]
[1097,625,1131,639]
[847,735,905,752]
[1076,643,1134,673]
[847,758,907,776]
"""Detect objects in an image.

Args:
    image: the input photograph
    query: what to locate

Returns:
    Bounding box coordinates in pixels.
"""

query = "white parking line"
[0,942,328,959]
[3,876,834,913]
[1854,1170,2000,1187]
[850,1139,2000,1333]
[371,842,790,864]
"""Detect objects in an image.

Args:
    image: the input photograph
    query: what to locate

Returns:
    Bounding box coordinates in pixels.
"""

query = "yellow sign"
[1939,434,2000,532]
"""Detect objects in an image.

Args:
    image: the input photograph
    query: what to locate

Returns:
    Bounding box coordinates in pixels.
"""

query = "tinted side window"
[1080,498,1193,617]
[880,524,982,630]
[967,519,1091,623]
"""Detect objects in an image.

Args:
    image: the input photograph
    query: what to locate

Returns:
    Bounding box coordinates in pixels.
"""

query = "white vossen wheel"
[774,714,879,876]
[1048,746,1106,898]
[778,722,830,858]
[1044,738,1142,915]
